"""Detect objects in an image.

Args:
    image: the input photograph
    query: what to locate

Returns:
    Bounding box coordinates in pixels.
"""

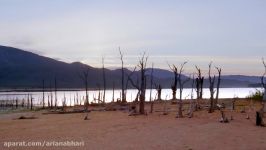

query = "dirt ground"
[0,100,266,150]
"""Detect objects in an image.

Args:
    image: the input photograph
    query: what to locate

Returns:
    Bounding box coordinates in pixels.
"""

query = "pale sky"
[0,0,265,75]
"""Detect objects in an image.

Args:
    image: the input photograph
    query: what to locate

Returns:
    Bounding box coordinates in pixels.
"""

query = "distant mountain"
[0,45,262,89]
[0,45,112,88]
[221,75,261,83]
[146,68,173,79]
[145,68,188,79]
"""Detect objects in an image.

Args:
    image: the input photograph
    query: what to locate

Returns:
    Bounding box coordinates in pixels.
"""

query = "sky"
[0,0,265,75]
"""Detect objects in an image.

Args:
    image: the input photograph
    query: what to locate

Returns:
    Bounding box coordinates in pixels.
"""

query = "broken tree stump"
[256,111,265,126]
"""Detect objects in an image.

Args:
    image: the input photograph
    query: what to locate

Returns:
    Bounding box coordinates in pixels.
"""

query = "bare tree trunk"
[97,84,101,103]
[208,62,216,113]
[102,57,106,104]
[200,78,204,99]
[62,93,66,111]
[215,67,222,106]
[112,82,115,102]
[128,53,148,114]
[139,57,147,114]
[135,90,140,102]
[85,82,89,108]
[196,78,200,99]
[27,93,30,109]
[119,48,126,103]
[149,63,154,102]
[232,98,236,110]
[169,64,178,100]
[30,95,33,110]
[54,77,57,108]
[150,63,154,113]
[189,75,195,118]
[42,79,45,109]
[155,84,162,101]
[176,62,190,118]
[79,68,90,111]
[261,58,266,112]
[178,76,184,118]
[22,99,24,108]
[15,99,18,109]
[195,66,204,100]
[49,81,53,109]
[47,95,50,108]
[76,92,79,106]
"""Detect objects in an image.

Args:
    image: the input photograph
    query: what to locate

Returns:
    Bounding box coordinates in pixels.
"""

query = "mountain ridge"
[0,45,262,89]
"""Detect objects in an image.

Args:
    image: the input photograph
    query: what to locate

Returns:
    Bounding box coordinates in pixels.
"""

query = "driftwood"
[15,116,37,120]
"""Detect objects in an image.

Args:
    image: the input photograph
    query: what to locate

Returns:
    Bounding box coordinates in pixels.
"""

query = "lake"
[0,88,262,106]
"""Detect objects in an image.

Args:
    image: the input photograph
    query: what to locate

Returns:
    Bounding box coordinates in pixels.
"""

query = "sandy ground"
[0,100,266,150]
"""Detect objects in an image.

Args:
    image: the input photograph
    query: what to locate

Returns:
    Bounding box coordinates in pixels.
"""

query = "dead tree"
[149,63,154,113]
[30,95,33,110]
[79,68,90,111]
[155,84,162,101]
[128,53,148,114]
[139,54,148,114]
[21,99,25,108]
[134,90,140,102]
[47,95,50,108]
[125,68,136,102]
[76,92,79,106]
[119,48,126,103]
[208,62,216,113]
[15,98,18,109]
[195,66,204,100]
[96,83,102,103]
[215,67,222,106]
[112,82,115,102]
[27,93,30,109]
[176,62,190,118]
[232,98,236,110]
[149,63,154,101]
[42,79,45,109]
[62,93,67,111]
[102,57,106,104]
[54,77,58,108]
[169,64,178,100]
[261,58,266,112]
[49,81,53,109]
[188,74,195,118]
[125,66,138,102]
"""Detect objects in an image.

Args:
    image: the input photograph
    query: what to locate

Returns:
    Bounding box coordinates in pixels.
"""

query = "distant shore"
[0,86,262,92]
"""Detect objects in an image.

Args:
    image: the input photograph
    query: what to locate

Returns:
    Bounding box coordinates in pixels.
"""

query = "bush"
[246,89,264,101]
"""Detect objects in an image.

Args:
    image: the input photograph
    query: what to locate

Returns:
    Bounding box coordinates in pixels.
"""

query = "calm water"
[0,88,262,106]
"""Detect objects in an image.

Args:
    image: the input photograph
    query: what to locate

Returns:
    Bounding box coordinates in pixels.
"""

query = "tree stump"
[256,111,264,126]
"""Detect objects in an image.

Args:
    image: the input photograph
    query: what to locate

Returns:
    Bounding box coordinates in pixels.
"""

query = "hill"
[0,45,261,89]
